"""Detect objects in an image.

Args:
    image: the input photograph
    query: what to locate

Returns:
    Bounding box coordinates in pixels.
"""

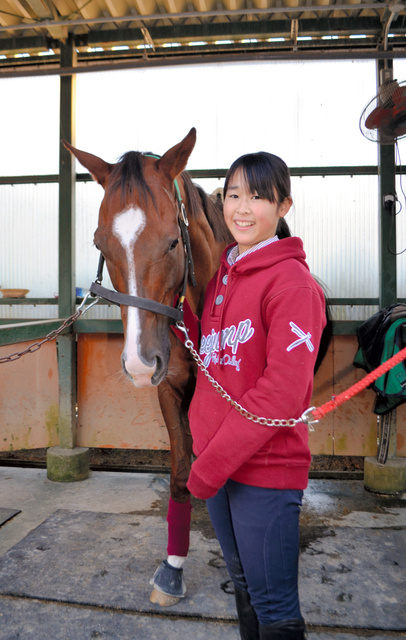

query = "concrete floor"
[0,466,405,640]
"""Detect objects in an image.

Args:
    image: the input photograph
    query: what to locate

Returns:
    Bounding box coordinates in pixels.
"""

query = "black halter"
[89,166,196,324]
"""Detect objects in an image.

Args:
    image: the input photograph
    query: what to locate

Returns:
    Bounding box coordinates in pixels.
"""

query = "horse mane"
[107,150,233,244]
[180,172,233,244]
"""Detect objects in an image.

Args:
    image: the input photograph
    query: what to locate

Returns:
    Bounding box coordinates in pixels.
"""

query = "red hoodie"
[186,237,326,499]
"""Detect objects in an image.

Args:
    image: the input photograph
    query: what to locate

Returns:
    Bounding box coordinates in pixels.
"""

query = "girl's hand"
[187,466,219,500]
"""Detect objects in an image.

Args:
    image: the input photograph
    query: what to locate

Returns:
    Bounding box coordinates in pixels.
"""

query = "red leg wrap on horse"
[166,497,192,557]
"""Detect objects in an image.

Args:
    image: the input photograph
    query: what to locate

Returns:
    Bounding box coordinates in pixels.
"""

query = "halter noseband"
[89,157,196,323]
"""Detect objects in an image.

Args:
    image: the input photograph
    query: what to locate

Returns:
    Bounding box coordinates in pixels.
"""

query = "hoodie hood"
[220,237,309,275]
[208,236,315,361]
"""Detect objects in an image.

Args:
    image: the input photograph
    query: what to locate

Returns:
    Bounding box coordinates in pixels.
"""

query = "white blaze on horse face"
[113,206,154,386]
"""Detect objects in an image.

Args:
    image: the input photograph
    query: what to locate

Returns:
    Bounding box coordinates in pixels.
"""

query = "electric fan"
[359,78,406,144]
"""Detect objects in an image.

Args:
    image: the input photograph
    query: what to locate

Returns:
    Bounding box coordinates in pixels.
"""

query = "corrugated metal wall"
[0,174,382,322]
[1,59,404,321]
[0,183,58,320]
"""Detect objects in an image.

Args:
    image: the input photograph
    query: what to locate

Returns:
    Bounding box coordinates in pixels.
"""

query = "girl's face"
[223,168,292,255]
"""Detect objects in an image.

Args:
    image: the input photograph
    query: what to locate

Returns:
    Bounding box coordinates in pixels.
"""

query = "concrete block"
[46,446,89,482]
[364,456,406,494]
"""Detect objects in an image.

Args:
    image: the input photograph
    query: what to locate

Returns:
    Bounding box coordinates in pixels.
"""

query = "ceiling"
[1,0,406,74]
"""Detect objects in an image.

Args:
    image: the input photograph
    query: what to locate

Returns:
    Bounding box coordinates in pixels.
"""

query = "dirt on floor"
[0,448,367,546]
[0,448,364,474]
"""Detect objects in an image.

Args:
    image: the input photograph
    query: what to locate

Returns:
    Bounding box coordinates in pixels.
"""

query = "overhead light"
[349,34,367,39]
[322,35,339,40]
[162,42,181,47]
[297,36,312,41]
[87,47,104,52]
[14,52,30,58]
[38,50,55,56]
[112,45,129,51]
[241,38,258,43]
[137,44,153,49]
[215,40,234,45]
[267,37,285,42]
[189,41,207,46]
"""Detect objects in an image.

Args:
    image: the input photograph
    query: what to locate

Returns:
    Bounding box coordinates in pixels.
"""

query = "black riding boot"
[258,618,307,639]
[234,587,260,640]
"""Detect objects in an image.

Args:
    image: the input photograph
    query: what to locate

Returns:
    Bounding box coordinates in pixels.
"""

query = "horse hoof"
[149,559,186,598]
[149,588,181,607]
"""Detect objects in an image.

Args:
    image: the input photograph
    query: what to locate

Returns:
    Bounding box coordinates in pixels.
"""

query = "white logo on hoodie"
[200,319,255,368]
[286,321,314,353]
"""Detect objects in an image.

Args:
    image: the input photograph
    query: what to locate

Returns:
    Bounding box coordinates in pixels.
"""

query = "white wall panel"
[0,76,60,176]
[0,183,58,309]
[289,175,379,299]
[75,59,379,170]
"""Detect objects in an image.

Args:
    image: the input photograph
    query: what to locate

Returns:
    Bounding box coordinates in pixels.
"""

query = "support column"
[47,35,89,482]
[364,59,406,494]
[378,145,397,310]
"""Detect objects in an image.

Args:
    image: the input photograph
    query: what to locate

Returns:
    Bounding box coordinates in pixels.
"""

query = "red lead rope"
[311,344,406,421]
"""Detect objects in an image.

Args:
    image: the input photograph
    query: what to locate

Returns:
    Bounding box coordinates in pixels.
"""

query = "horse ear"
[157,128,197,182]
[61,140,113,188]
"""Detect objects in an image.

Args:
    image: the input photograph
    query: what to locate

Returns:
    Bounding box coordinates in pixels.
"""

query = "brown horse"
[64,128,233,605]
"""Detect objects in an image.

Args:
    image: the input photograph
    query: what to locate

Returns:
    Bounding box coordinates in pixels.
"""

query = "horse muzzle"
[122,345,169,388]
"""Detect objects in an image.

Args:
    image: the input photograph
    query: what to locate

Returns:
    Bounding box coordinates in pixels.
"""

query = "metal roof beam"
[0,2,393,32]
[2,15,405,55]
[24,0,68,38]
[8,0,34,20]
[2,46,406,80]
[0,33,52,51]
[81,17,386,44]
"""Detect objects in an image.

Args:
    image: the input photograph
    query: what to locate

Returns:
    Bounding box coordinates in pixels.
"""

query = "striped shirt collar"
[227,235,279,266]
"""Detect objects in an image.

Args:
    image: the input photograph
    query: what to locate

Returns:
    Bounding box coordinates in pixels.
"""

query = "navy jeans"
[206,479,303,626]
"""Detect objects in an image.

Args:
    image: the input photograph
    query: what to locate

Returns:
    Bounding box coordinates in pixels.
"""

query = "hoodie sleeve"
[187,285,326,499]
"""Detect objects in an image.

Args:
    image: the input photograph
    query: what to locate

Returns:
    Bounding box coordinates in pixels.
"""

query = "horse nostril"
[151,353,168,385]
[155,354,163,373]
[121,354,133,380]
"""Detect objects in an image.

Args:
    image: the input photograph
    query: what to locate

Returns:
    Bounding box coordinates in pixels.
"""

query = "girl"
[186,152,326,639]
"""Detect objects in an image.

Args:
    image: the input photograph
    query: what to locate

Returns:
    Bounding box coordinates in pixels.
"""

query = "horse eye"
[169,238,180,251]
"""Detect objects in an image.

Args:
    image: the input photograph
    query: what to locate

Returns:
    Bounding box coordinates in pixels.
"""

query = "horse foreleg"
[149,372,194,606]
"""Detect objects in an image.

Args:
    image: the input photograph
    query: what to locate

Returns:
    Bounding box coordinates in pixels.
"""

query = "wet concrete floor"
[0,467,404,639]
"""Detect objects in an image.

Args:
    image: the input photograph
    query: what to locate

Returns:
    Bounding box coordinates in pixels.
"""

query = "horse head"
[63,128,198,388]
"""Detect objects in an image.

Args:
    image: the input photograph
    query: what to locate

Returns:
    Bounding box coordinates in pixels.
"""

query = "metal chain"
[0,292,100,364]
[176,321,316,430]
[1,303,316,430]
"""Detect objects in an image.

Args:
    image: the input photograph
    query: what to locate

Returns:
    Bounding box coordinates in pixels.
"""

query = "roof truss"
[1,0,405,72]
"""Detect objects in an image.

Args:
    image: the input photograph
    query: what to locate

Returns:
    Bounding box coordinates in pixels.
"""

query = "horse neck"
[186,209,228,318]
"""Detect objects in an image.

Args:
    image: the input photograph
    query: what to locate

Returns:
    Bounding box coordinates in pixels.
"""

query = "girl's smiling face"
[223,168,292,255]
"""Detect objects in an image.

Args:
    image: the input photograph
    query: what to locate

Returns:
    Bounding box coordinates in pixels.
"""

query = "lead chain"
[0,292,100,364]
[182,334,301,429]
